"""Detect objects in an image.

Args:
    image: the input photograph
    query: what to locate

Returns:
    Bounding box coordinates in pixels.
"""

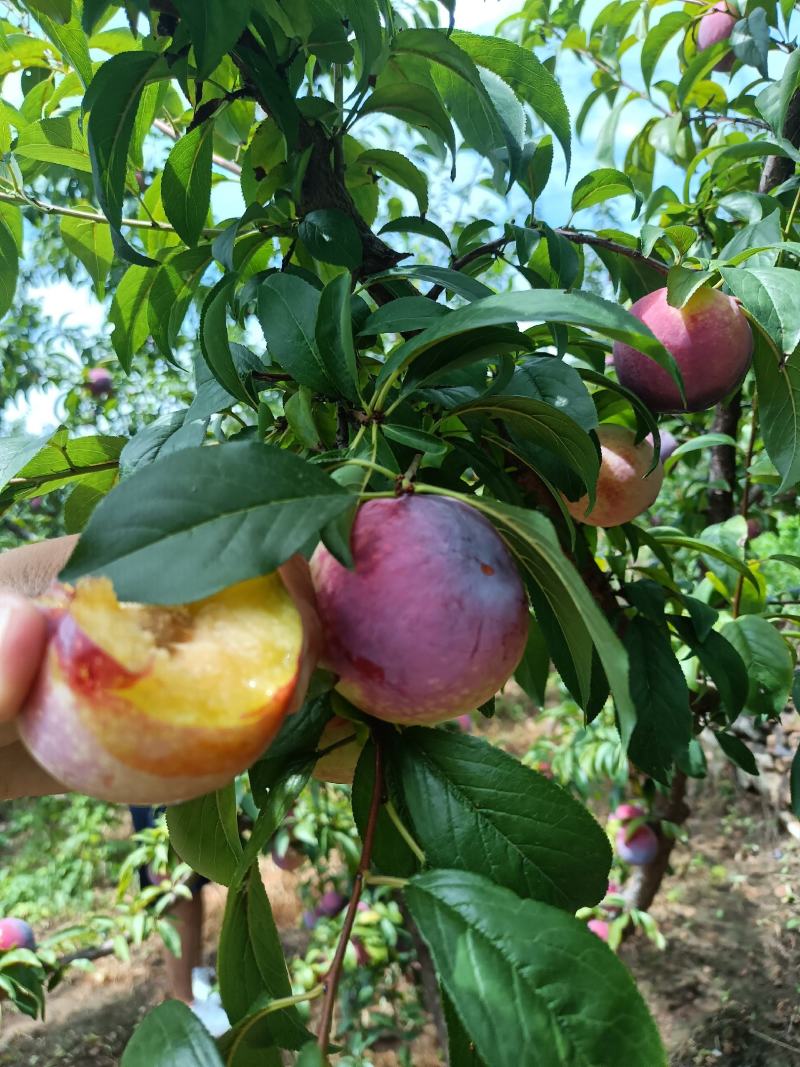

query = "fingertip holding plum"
[18,562,319,804]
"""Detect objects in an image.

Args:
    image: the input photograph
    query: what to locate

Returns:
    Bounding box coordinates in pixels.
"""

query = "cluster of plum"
[13,277,753,809]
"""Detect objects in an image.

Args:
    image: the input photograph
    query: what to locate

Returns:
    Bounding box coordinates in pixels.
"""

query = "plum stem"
[384,800,426,865]
[317,735,383,1052]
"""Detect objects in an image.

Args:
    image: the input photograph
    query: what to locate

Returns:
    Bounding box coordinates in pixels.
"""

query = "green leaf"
[406,870,667,1067]
[296,1044,327,1067]
[752,335,800,493]
[64,469,118,533]
[60,442,352,604]
[167,785,242,887]
[640,11,691,88]
[452,31,570,168]
[108,264,158,371]
[663,433,738,471]
[714,731,759,776]
[462,497,635,743]
[571,168,636,215]
[148,247,211,361]
[121,1001,224,1066]
[15,114,91,171]
[233,39,300,149]
[624,617,693,784]
[514,616,549,704]
[721,615,794,718]
[200,276,257,407]
[670,619,748,721]
[394,728,610,909]
[362,296,449,335]
[0,208,19,321]
[356,148,428,215]
[218,867,309,1049]
[379,215,451,250]
[721,266,800,356]
[454,395,599,498]
[352,740,420,878]
[371,265,492,301]
[248,693,332,802]
[61,211,114,298]
[25,0,71,22]
[757,48,800,135]
[258,274,334,394]
[34,2,92,88]
[0,431,53,492]
[359,82,456,162]
[171,0,252,80]
[298,208,362,269]
[81,0,111,32]
[345,0,382,91]
[162,122,214,246]
[84,50,168,265]
[382,423,448,457]
[375,289,677,394]
[731,8,769,78]
[315,271,360,401]
[119,411,206,478]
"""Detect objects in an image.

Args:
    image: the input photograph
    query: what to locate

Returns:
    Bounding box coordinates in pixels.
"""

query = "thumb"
[0,593,47,724]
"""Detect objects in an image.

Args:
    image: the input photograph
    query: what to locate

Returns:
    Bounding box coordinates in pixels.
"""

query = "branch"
[317,736,383,1052]
[426,237,510,300]
[0,190,222,237]
[554,228,669,274]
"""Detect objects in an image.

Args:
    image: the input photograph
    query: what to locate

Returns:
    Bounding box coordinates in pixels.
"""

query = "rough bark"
[759,88,800,194]
[706,389,743,526]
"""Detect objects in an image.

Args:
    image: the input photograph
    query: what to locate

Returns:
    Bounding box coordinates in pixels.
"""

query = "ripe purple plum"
[616,824,659,866]
[316,891,347,919]
[613,287,752,413]
[0,918,35,952]
[311,496,529,724]
[564,426,664,527]
[19,558,320,804]
[587,919,609,942]
[86,368,114,398]
[613,803,645,823]
[697,2,738,72]
[646,430,678,462]
[312,716,364,785]
[271,844,305,871]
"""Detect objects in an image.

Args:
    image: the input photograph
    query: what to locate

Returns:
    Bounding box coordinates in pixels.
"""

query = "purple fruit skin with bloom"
[311,496,528,724]
[616,825,659,866]
[316,890,347,918]
[0,918,35,951]
[613,803,645,823]
[86,368,114,398]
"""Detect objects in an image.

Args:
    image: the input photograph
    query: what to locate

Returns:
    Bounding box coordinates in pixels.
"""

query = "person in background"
[0,536,228,1034]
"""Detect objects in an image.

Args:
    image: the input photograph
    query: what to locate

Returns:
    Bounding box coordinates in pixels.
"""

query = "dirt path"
[1,779,798,1065]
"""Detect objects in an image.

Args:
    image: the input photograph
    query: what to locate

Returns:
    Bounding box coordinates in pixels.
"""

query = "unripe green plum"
[310,496,528,724]
[613,287,752,412]
[564,426,664,527]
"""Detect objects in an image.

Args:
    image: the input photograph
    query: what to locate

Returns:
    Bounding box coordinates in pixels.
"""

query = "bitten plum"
[616,824,659,866]
[19,558,320,805]
[564,426,664,527]
[310,496,529,724]
[613,287,753,413]
[697,2,738,72]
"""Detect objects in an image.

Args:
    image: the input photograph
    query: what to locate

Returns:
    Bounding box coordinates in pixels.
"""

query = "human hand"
[0,536,77,798]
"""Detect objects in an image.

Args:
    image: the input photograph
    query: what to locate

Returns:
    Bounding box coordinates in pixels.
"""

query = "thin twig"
[750,1028,800,1056]
[427,237,509,299]
[0,190,222,236]
[317,736,383,1051]
[733,396,759,618]
[554,228,669,274]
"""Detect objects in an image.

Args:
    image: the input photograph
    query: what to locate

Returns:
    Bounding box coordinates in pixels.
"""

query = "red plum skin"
[310,496,529,724]
[616,824,659,865]
[0,918,35,951]
[613,287,752,412]
[697,3,738,71]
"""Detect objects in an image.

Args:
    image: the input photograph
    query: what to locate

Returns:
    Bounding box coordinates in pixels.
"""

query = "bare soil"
[1,763,798,1065]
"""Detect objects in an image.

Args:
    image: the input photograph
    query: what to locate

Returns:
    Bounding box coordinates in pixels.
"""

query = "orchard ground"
[1,698,798,1067]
